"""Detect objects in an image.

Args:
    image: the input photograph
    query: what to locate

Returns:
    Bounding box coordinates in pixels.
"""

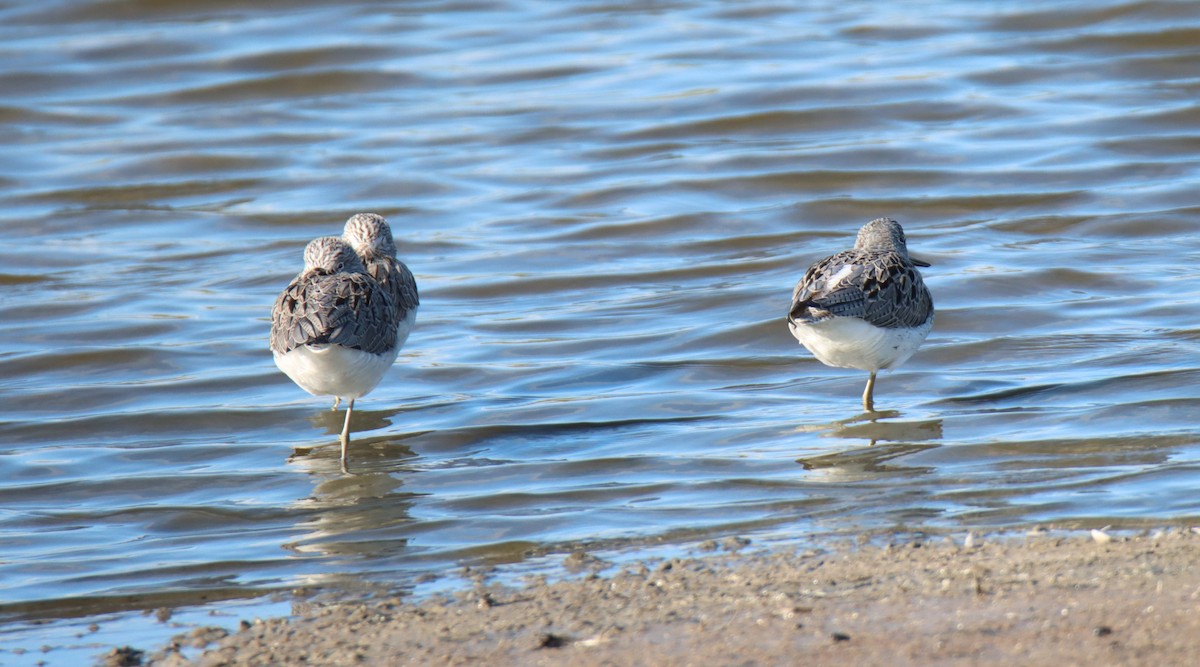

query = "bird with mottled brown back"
[342,213,419,347]
[787,218,934,412]
[270,235,399,471]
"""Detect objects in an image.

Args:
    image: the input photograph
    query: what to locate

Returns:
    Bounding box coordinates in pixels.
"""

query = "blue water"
[2,0,1200,663]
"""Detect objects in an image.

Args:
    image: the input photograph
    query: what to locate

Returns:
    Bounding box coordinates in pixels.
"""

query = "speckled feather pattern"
[269,237,398,357]
[343,213,420,318]
[788,218,933,330]
[363,255,419,315]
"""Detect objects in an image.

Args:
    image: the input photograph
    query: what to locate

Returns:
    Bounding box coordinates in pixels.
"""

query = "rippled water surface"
[4,0,1200,661]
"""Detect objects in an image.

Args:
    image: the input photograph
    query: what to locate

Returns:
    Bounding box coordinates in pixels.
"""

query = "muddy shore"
[124,529,1200,666]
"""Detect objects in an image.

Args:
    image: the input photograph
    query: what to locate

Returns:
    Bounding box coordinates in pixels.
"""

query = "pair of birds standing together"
[269,213,419,470]
[271,215,932,469]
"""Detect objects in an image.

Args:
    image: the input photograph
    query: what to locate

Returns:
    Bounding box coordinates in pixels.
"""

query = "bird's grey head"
[343,213,397,258]
[303,236,366,274]
[855,218,911,254]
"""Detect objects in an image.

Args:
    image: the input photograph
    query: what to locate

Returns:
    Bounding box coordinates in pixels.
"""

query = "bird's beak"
[912,257,931,267]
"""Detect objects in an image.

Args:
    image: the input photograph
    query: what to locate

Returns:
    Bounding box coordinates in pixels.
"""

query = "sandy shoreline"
[123,528,1200,666]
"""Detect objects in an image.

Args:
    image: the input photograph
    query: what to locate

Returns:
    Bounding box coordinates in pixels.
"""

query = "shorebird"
[339,213,420,412]
[270,236,398,470]
[342,212,420,349]
[787,218,933,412]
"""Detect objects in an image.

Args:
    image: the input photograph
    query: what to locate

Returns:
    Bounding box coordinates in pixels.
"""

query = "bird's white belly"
[789,316,932,372]
[274,344,398,399]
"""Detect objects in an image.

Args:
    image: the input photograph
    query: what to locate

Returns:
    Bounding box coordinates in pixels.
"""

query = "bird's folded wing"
[789,250,932,329]
[271,274,397,355]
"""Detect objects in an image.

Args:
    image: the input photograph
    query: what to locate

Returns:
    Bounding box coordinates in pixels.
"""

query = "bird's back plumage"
[788,247,932,331]
[363,254,419,319]
[270,271,397,356]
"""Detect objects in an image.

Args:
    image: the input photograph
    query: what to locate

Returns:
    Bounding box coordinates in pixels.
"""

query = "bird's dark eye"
[336,262,345,272]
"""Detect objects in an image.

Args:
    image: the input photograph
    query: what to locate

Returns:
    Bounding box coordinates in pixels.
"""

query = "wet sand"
[131,529,1200,666]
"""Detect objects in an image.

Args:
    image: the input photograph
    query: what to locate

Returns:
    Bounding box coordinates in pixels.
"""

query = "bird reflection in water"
[282,436,420,582]
[795,414,943,483]
[292,408,423,474]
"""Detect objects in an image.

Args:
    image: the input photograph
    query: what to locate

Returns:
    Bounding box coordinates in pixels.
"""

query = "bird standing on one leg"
[787,218,934,412]
[270,236,399,471]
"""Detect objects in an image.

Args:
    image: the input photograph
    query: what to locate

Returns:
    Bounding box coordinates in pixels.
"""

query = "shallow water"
[3,0,1200,661]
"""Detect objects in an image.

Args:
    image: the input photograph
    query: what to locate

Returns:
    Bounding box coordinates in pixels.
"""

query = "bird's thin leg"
[862,372,877,413]
[332,396,341,411]
[340,399,354,472]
